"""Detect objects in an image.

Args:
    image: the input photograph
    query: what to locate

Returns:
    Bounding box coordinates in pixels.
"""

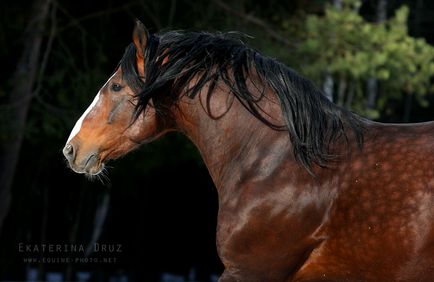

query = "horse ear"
[133,19,148,60]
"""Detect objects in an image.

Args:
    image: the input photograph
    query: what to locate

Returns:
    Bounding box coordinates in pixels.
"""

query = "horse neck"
[173,84,296,192]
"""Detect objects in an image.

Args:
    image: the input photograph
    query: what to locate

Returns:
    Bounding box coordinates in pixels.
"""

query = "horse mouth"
[69,154,104,176]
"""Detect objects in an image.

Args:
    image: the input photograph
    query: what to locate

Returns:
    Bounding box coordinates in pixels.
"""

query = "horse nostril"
[63,143,75,161]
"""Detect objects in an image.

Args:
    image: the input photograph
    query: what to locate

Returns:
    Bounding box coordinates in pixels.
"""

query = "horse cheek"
[129,107,159,142]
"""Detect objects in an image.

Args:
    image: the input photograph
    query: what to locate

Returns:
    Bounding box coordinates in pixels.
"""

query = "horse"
[63,20,434,281]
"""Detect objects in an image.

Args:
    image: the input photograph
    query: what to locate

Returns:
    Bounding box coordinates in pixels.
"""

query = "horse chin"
[85,163,105,176]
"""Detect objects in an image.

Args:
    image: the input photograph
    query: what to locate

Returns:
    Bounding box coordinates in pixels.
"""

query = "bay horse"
[63,21,434,281]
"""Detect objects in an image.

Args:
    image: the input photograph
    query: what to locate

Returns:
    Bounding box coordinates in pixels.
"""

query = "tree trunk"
[345,80,355,110]
[323,71,334,102]
[366,0,387,112]
[366,77,378,109]
[403,93,413,122]
[0,0,52,234]
[333,0,342,10]
[85,192,111,256]
[323,0,344,102]
[376,0,387,23]
[337,75,347,107]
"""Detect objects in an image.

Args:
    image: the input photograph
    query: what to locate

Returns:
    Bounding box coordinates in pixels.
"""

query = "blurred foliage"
[295,0,434,118]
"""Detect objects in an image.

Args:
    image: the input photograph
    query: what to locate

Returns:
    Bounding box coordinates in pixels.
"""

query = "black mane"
[121,30,364,172]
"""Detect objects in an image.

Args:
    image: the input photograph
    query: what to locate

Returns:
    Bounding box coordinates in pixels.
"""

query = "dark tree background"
[0,0,433,281]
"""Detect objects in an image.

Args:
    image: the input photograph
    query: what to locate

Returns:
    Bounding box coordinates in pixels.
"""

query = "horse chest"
[216,184,327,281]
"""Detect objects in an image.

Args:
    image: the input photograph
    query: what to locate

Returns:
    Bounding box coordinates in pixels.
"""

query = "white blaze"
[66,73,117,143]
[67,92,101,143]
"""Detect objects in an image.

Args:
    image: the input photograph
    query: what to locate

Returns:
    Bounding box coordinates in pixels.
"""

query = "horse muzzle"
[63,142,103,175]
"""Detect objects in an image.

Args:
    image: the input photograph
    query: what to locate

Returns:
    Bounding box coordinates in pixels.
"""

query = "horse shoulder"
[216,162,335,281]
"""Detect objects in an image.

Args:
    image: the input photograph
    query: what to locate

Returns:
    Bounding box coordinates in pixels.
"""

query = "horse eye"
[111,83,123,92]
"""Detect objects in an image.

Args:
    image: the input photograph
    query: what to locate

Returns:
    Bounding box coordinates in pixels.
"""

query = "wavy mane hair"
[120,30,364,173]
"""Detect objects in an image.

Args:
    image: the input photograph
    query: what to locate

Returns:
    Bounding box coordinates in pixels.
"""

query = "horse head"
[63,21,169,176]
